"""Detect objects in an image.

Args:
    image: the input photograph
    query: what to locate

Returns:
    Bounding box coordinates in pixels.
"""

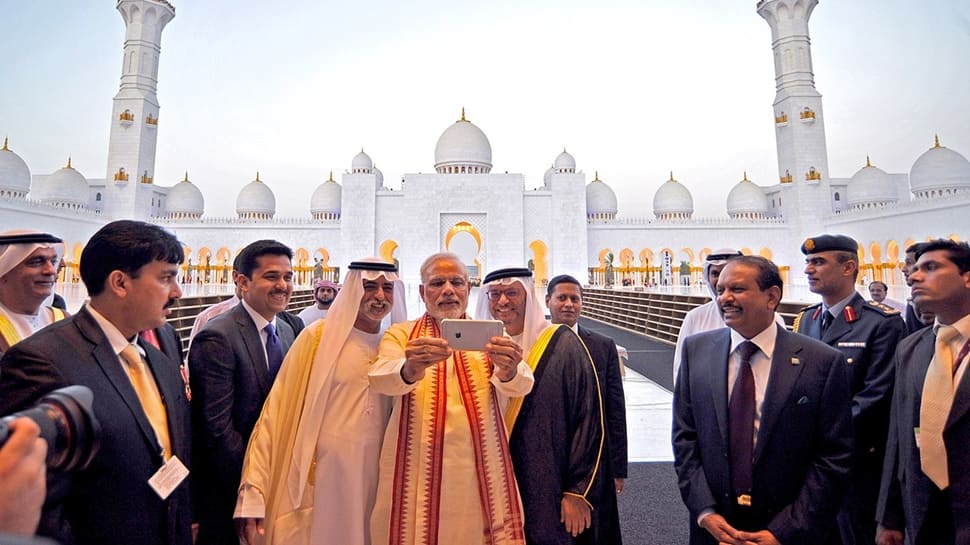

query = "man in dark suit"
[877,239,970,545]
[546,274,627,544]
[795,234,907,545]
[673,255,853,545]
[0,220,192,545]
[188,240,296,545]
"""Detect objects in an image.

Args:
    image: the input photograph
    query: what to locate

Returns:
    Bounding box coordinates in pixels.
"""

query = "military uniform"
[798,234,908,545]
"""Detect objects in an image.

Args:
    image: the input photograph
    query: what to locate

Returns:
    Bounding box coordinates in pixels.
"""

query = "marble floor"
[622,367,675,462]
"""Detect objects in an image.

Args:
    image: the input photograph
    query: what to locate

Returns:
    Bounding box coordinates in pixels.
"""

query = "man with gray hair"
[369,253,532,544]
[0,230,68,355]
[479,266,605,544]
[236,258,406,545]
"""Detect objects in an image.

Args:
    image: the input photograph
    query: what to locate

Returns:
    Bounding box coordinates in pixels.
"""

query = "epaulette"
[865,300,901,316]
[793,303,819,332]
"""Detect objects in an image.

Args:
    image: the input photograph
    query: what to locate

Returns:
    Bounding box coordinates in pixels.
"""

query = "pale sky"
[2,0,968,218]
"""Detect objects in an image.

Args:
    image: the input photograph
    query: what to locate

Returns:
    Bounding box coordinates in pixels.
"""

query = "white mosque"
[1,0,969,289]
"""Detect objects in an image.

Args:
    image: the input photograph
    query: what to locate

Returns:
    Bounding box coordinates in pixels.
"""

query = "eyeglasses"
[487,289,521,301]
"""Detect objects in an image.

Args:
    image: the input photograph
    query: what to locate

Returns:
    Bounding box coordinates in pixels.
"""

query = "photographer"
[0,418,46,536]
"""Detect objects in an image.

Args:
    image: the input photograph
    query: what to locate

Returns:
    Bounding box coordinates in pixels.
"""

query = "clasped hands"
[401,336,521,383]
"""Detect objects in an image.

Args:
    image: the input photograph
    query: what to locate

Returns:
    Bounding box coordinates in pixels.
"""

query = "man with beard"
[674,256,852,545]
[297,279,338,325]
[236,258,406,545]
[369,253,533,544]
[0,220,193,545]
[477,267,604,545]
[795,234,906,545]
[189,240,297,545]
[0,230,68,356]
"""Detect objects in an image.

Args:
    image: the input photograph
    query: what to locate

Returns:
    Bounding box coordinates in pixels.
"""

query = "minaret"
[758,0,829,230]
[103,0,175,219]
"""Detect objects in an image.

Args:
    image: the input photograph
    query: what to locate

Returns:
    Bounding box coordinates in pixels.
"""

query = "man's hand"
[402,337,452,383]
[236,517,265,545]
[614,477,625,495]
[736,529,781,545]
[560,494,591,537]
[698,513,747,545]
[875,524,904,545]
[0,417,47,536]
[485,336,522,382]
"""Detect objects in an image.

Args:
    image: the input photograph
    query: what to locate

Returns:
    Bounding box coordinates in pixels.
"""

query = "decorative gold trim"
[1,137,7,151]
[459,107,468,122]
[140,171,153,184]
[934,134,942,148]
[805,167,821,181]
[145,114,158,125]
[66,157,72,169]
[799,107,816,120]
[113,168,129,181]
[119,110,135,122]
[780,169,793,184]
[775,112,788,124]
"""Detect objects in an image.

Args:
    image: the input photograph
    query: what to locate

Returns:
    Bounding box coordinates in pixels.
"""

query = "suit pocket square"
[796,396,810,405]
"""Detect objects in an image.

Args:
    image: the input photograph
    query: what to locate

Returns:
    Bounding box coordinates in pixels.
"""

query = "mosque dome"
[652,172,694,220]
[0,138,31,198]
[586,172,617,220]
[847,157,897,209]
[235,172,276,219]
[165,172,205,219]
[909,136,970,199]
[542,164,555,188]
[434,109,492,174]
[726,173,768,219]
[351,149,373,174]
[374,165,384,189]
[32,158,89,209]
[554,149,576,173]
[310,172,342,220]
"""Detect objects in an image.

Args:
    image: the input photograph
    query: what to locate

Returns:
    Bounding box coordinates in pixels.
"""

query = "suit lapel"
[711,330,732,445]
[235,306,271,394]
[75,308,165,460]
[946,335,970,430]
[754,326,805,463]
[277,319,295,354]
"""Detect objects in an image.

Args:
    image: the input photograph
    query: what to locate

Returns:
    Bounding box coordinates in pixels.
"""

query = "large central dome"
[434,109,492,174]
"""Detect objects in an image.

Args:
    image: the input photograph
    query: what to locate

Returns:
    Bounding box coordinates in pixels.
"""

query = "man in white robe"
[235,258,407,545]
[0,230,67,355]
[369,252,533,545]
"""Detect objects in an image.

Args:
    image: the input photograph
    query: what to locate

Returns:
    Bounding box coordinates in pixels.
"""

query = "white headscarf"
[288,256,406,506]
[0,229,64,279]
[703,248,742,298]
[474,268,549,355]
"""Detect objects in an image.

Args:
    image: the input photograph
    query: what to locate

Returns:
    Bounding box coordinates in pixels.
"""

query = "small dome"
[542,164,555,187]
[554,149,576,173]
[374,165,384,188]
[726,173,768,219]
[909,136,970,198]
[847,157,897,208]
[652,172,694,219]
[586,172,617,219]
[166,172,205,218]
[236,172,276,219]
[0,138,31,197]
[310,172,342,220]
[351,149,373,173]
[32,158,88,208]
[434,109,492,174]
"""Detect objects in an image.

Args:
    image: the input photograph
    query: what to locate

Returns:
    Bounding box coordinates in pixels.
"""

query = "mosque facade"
[1,0,969,289]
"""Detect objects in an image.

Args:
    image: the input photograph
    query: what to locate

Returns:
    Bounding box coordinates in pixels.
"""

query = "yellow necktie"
[120,344,172,460]
[920,326,959,489]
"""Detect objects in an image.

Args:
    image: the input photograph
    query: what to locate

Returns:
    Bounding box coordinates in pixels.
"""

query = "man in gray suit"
[673,255,853,545]
[877,239,970,545]
[189,239,296,545]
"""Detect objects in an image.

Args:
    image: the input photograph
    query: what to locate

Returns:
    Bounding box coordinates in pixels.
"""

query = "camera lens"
[0,385,101,472]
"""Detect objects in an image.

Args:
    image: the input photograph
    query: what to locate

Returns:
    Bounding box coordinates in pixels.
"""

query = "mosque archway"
[640,249,655,287]
[528,240,549,286]
[869,242,883,283]
[619,248,634,286]
[758,247,773,259]
[445,222,483,280]
[216,247,232,285]
[856,245,868,286]
[197,247,212,284]
[293,248,310,286]
[659,248,674,286]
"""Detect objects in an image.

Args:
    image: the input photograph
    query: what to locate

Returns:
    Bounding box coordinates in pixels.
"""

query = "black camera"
[0,386,100,472]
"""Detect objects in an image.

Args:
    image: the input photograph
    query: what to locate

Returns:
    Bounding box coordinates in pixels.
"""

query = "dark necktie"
[820,310,833,334]
[264,323,284,381]
[729,341,759,500]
